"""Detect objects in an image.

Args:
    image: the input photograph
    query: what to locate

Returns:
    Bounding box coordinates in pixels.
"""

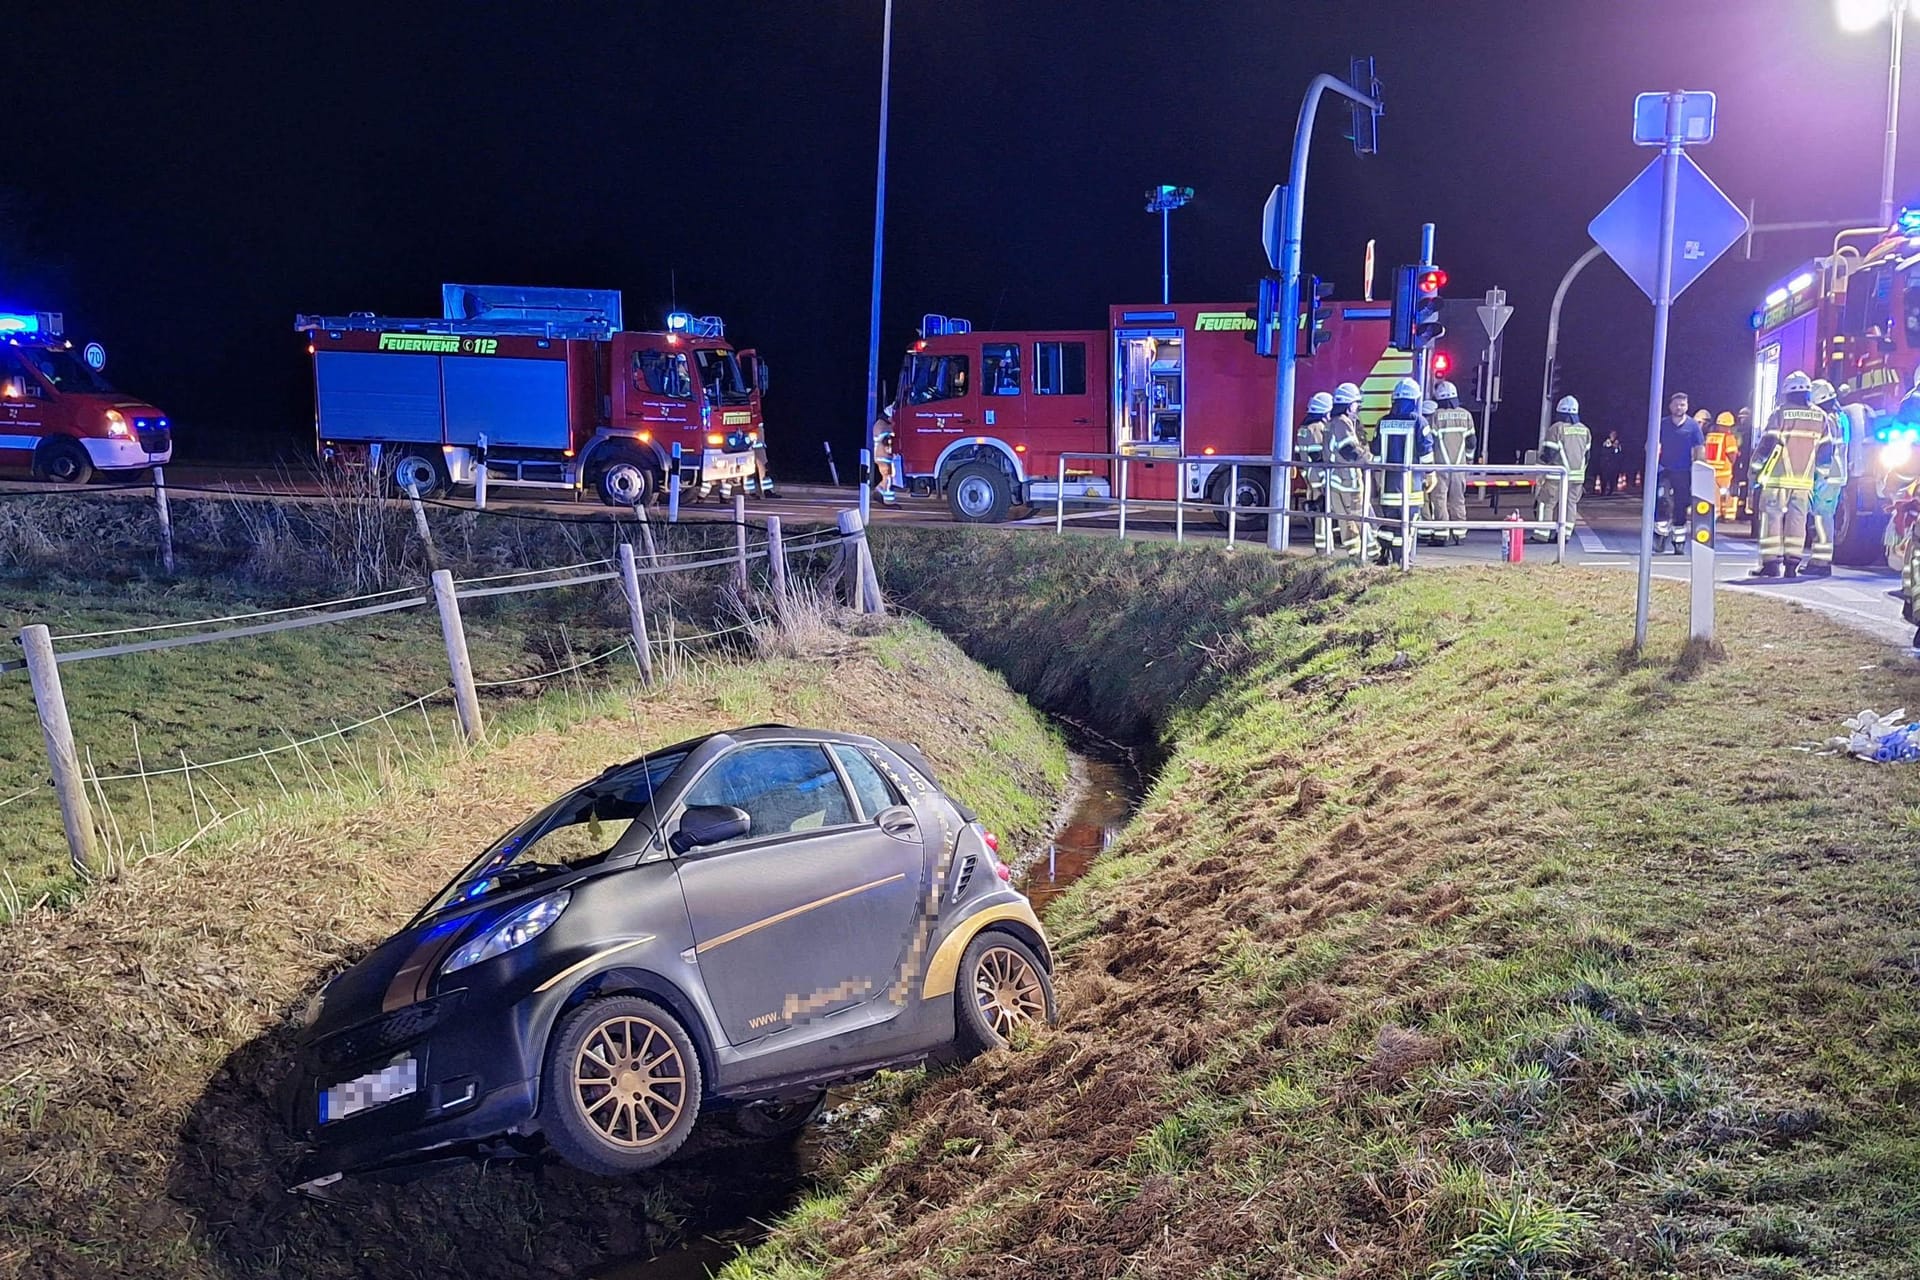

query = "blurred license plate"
[320,1055,418,1124]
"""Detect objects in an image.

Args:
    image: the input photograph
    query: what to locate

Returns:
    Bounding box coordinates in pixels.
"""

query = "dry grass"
[0,617,1066,1280]
[720,537,1920,1280]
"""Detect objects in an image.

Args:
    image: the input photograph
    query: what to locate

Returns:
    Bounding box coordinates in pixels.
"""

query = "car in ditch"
[285,725,1055,1191]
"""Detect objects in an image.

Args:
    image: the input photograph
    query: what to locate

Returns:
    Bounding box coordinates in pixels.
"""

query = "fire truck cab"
[893,303,1400,523]
[0,312,172,484]
[301,286,769,506]
[1752,214,1920,564]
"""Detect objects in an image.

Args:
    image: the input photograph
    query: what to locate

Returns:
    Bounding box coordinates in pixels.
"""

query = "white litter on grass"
[1820,708,1920,763]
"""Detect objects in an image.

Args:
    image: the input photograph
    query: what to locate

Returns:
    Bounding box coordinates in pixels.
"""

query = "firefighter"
[1748,370,1829,578]
[1374,377,1434,564]
[1420,381,1476,546]
[870,402,899,505]
[1297,391,1334,553]
[1802,379,1848,576]
[1534,395,1590,542]
[1653,391,1705,554]
[1704,411,1739,518]
[1325,381,1372,560]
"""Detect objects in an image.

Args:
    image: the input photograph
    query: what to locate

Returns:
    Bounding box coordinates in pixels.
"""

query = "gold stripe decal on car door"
[694,874,908,955]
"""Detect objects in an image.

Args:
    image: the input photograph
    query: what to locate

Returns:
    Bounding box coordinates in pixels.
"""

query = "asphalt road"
[5,467,1911,650]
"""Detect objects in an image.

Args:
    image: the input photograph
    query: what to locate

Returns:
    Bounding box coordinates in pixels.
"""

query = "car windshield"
[24,347,115,395]
[694,348,752,405]
[421,750,688,915]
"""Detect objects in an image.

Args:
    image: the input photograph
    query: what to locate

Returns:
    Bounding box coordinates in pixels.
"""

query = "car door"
[0,351,48,471]
[669,742,926,1047]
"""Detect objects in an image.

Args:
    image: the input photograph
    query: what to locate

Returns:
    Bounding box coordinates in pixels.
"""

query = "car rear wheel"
[33,438,93,485]
[728,1090,828,1140]
[390,450,448,499]
[953,930,1055,1060]
[947,462,1013,523]
[541,996,703,1176]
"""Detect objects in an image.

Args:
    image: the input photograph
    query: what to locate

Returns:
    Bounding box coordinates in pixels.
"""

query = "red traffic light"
[1416,268,1447,296]
[1433,351,1452,377]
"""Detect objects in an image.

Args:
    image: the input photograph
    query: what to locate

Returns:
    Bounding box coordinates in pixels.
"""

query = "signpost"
[1588,90,1748,652]
[1474,289,1512,466]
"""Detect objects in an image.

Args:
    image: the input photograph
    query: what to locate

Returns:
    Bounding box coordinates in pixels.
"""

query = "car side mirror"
[670,804,751,854]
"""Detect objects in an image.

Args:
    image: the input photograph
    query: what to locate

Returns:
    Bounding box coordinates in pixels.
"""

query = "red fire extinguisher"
[1503,511,1525,564]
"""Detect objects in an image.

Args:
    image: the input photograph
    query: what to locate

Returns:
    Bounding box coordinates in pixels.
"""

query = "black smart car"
[287,726,1056,1190]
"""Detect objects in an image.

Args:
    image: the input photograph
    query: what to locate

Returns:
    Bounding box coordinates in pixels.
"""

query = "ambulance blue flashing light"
[0,313,40,335]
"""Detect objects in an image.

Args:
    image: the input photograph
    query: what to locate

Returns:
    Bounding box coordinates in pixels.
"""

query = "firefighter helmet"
[1333,381,1362,407]
[1434,379,1459,401]
[1810,378,1837,405]
[1782,370,1813,395]
[1715,411,1736,427]
[1392,377,1421,401]
[1421,399,1439,416]
[1306,391,1333,416]
[1556,395,1579,416]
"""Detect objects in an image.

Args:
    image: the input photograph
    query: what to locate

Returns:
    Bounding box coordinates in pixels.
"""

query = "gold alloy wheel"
[973,945,1046,1039]
[573,1015,687,1148]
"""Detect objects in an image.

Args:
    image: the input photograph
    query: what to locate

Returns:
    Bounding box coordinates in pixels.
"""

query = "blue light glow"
[0,313,39,335]
[1899,206,1920,236]
[666,311,691,332]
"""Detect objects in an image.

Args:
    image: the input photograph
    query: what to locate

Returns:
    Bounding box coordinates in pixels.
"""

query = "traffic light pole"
[1270,73,1383,553]
[1540,244,1605,452]
[1416,223,1435,396]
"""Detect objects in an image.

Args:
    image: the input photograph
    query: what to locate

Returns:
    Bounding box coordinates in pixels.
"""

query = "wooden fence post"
[21,624,98,876]
[152,465,175,574]
[430,569,483,742]
[618,543,656,685]
[765,515,788,619]
[837,510,885,616]
[733,490,749,593]
[406,482,440,573]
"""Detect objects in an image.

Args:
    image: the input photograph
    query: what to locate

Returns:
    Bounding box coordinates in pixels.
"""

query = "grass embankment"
[0,616,1067,1280]
[0,492,820,912]
[723,531,1920,1278]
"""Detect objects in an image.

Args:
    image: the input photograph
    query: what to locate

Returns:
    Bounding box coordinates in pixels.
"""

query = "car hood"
[302,910,479,1042]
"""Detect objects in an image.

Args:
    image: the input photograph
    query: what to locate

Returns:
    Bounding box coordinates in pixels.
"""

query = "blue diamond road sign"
[1588,151,1749,303]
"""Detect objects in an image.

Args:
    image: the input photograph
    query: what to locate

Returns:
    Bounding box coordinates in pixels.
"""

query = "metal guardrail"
[1053,452,1571,568]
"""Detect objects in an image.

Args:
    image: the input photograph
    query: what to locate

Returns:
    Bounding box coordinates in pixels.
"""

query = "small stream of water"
[588,734,1149,1278]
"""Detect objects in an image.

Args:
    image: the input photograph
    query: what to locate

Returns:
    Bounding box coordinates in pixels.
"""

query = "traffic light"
[1432,349,1453,382]
[1305,276,1335,356]
[1245,276,1280,357]
[1411,265,1446,350]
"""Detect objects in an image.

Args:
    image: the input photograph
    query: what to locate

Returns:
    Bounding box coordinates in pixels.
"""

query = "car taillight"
[981,829,999,855]
[995,863,1011,882]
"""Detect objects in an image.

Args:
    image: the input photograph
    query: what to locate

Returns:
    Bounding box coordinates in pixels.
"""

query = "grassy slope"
[727,531,1920,1279]
[0,619,1066,1280]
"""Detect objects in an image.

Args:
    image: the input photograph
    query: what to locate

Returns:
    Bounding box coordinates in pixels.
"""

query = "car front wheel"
[541,996,703,1176]
[953,930,1055,1060]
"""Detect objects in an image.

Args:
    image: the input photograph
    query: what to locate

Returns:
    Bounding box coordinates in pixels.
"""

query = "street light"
[1144,185,1194,305]
[1835,0,1912,227]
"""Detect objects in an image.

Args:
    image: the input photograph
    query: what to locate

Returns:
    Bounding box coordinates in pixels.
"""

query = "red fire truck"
[0,312,172,484]
[891,301,1404,522]
[299,285,770,505]
[1751,215,1920,564]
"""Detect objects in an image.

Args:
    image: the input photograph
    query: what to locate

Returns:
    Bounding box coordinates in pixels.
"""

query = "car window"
[681,743,856,848]
[831,743,902,819]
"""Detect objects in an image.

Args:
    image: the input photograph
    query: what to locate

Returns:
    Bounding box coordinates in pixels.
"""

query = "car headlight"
[441,890,570,976]
[103,409,129,438]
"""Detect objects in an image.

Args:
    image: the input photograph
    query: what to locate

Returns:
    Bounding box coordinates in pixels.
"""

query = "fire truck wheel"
[592,451,658,508]
[1207,468,1270,531]
[1834,497,1889,567]
[390,450,449,500]
[33,438,94,485]
[947,462,1012,523]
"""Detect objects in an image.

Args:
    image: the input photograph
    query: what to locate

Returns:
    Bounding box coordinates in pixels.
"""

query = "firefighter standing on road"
[1375,377,1434,564]
[1325,381,1372,561]
[1802,379,1848,577]
[1297,391,1334,554]
[1705,411,1740,518]
[1424,381,1476,545]
[870,402,900,505]
[1534,395,1591,543]
[1653,391,1705,554]
[1749,370,1828,578]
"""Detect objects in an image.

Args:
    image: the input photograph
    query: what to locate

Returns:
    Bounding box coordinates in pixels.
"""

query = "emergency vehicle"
[1750,214,1920,564]
[299,285,770,505]
[0,312,172,484]
[892,301,1403,523]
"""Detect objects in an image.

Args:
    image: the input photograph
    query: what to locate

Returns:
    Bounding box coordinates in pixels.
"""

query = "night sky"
[6,1,1916,477]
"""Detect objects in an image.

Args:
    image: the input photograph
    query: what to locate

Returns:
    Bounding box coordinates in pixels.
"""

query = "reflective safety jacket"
[1325,411,1367,492]
[1755,405,1830,492]
[1376,414,1434,499]
[1541,418,1591,484]
[1431,407,1476,468]
[1295,416,1329,493]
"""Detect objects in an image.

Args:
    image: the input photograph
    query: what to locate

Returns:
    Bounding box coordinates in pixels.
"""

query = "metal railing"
[1053,451,1571,568]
